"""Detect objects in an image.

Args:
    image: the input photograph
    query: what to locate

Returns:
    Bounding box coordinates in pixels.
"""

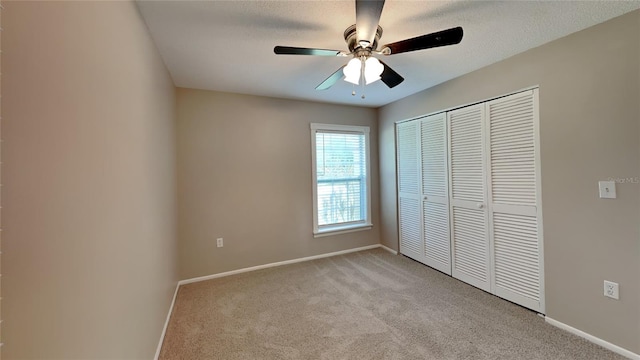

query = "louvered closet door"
[397,121,423,262]
[448,104,491,292]
[487,89,544,313]
[420,113,451,275]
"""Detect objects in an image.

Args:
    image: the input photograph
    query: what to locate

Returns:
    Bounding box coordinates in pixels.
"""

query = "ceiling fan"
[273,0,463,95]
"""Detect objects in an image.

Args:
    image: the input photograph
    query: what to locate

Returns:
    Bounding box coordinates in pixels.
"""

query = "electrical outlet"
[604,280,619,300]
[216,238,223,248]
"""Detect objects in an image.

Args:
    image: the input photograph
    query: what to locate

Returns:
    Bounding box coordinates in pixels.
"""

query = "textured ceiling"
[136,1,640,108]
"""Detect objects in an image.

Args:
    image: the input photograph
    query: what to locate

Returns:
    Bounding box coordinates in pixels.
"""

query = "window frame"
[310,123,372,237]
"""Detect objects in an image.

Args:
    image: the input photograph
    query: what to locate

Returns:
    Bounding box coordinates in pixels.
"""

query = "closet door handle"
[477,203,484,209]
[423,195,428,200]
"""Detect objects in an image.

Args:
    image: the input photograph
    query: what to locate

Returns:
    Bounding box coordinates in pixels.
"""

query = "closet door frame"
[395,86,544,314]
[534,90,546,314]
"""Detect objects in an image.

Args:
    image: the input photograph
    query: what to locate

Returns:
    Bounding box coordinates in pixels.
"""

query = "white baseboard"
[380,244,398,255]
[179,244,382,286]
[545,317,639,359]
[154,282,180,360]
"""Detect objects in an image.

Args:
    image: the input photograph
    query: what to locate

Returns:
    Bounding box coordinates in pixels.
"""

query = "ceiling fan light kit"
[343,56,384,85]
[274,0,464,98]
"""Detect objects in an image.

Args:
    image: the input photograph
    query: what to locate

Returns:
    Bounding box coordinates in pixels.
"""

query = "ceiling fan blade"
[381,26,463,55]
[316,66,346,90]
[355,0,385,45]
[379,60,404,88]
[274,46,344,56]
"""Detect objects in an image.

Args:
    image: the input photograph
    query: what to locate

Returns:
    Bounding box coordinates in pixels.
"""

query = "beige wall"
[3,2,178,359]
[177,88,379,279]
[3,0,636,357]
[379,10,640,353]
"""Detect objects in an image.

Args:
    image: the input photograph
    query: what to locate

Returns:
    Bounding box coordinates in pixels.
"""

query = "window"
[310,123,371,236]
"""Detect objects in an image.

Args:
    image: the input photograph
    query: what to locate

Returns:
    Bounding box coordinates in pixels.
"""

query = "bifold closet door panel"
[420,114,451,275]
[448,104,491,292]
[397,121,423,262]
[487,89,544,313]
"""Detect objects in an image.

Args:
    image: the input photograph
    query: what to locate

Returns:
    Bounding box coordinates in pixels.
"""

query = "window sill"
[313,223,372,238]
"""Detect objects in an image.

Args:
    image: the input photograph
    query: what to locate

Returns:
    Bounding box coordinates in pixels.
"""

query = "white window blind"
[311,124,371,236]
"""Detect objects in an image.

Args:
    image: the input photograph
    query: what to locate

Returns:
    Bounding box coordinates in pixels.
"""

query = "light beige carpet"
[159,249,624,359]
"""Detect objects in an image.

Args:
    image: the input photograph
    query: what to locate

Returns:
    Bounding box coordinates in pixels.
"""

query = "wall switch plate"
[604,280,619,299]
[216,238,223,248]
[598,181,616,199]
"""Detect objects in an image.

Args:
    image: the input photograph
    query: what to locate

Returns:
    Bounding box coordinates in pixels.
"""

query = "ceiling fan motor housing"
[344,24,383,53]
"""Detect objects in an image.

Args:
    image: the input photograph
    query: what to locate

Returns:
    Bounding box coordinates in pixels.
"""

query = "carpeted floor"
[159,249,625,359]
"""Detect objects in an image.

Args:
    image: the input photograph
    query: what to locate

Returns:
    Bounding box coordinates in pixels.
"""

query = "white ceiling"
[136,0,640,108]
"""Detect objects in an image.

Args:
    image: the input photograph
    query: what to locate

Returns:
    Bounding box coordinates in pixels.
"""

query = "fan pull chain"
[360,56,366,99]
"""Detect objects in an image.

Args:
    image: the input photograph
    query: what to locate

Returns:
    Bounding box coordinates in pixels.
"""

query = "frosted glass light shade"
[343,58,361,85]
[364,57,384,84]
